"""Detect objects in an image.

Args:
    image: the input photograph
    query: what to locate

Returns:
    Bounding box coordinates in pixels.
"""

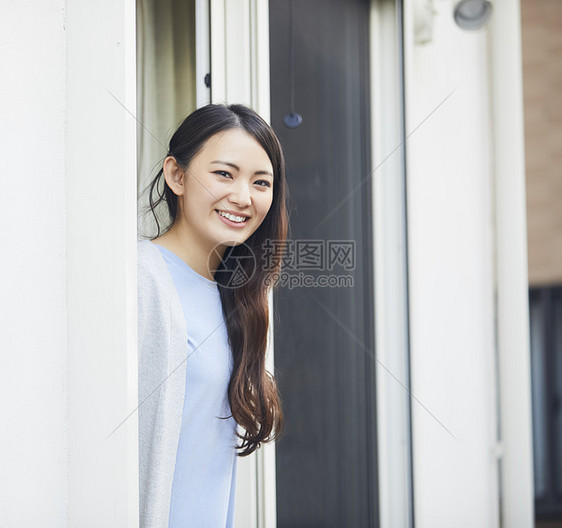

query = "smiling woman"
[155,126,276,279]
[136,103,289,528]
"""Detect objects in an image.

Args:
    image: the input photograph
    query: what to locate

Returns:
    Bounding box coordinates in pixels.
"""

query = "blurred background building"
[521,0,562,525]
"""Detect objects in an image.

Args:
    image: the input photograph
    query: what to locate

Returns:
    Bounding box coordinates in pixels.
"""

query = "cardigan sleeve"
[137,245,166,383]
[137,240,188,528]
[137,241,173,528]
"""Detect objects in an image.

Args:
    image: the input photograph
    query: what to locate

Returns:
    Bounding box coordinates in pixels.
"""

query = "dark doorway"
[530,286,562,526]
[269,0,378,526]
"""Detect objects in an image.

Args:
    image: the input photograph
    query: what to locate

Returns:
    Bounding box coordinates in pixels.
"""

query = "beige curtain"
[136,0,197,238]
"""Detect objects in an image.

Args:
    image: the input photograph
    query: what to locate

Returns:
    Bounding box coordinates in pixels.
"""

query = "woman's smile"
[215,209,251,225]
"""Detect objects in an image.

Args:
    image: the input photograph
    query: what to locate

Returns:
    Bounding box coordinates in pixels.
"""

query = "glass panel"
[269,0,377,526]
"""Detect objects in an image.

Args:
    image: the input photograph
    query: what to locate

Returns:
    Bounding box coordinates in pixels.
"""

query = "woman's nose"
[228,181,252,207]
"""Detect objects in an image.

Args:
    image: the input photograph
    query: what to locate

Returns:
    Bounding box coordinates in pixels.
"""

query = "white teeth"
[218,210,247,223]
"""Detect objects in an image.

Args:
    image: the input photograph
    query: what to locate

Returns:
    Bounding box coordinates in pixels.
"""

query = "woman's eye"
[214,171,270,188]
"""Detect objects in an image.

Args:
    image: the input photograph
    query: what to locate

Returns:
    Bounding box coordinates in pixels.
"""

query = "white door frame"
[371,1,414,527]
[67,0,138,525]
[489,1,534,525]
[195,0,211,108]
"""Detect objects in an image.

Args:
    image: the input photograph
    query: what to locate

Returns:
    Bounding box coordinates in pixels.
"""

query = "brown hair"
[139,103,289,456]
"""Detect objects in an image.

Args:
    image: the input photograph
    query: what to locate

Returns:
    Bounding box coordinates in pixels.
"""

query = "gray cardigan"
[137,239,188,527]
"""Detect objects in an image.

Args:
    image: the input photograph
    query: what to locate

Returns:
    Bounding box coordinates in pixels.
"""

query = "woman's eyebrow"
[210,160,273,177]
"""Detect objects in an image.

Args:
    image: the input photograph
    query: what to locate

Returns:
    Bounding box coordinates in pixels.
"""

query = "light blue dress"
[154,243,238,528]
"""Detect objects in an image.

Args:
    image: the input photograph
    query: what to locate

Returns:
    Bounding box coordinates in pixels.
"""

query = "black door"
[530,286,562,524]
[269,0,378,526]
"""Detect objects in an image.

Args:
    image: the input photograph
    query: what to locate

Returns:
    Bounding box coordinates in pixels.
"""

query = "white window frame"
[370,1,414,527]
[195,0,211,107]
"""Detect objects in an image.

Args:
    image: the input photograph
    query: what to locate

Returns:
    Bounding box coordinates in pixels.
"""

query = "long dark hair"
[139,103,289,456]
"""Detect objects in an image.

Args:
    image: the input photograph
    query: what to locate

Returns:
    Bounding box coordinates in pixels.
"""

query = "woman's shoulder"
[137,238,156,259]
[137,238,169,296]
[137,238,161,273]
[137,238,172,334]
[137,237,188,359]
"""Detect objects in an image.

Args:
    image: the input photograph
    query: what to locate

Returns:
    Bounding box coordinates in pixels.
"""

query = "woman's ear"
[162,156,185,196]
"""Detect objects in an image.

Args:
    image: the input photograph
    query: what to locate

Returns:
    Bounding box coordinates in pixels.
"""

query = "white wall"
[403,1,499,526]
[0,1,68,526]
[65,0,138,524]
[0,0,138,525]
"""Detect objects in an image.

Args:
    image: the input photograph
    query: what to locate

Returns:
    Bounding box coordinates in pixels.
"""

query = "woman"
[137,103,289,527]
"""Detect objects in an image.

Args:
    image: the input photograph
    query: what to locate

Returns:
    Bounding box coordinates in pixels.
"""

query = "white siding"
[403,1,499,526]
[0,1,68,526]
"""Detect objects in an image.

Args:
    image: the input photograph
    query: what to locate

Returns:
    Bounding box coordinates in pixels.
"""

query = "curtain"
[136,0,196,238]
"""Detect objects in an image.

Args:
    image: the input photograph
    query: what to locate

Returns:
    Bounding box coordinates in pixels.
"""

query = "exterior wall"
[1,0,138,525]
[403,1,499,526]
[0,1,68,525]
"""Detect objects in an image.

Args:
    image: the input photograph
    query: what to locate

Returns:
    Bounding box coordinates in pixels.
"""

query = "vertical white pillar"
[403,0,499,526]
[489,1,535,526]
[371,1,414,527]
[66,0,138,525]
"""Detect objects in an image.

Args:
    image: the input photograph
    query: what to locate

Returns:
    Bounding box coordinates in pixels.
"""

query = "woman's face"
[168,128,274,252]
